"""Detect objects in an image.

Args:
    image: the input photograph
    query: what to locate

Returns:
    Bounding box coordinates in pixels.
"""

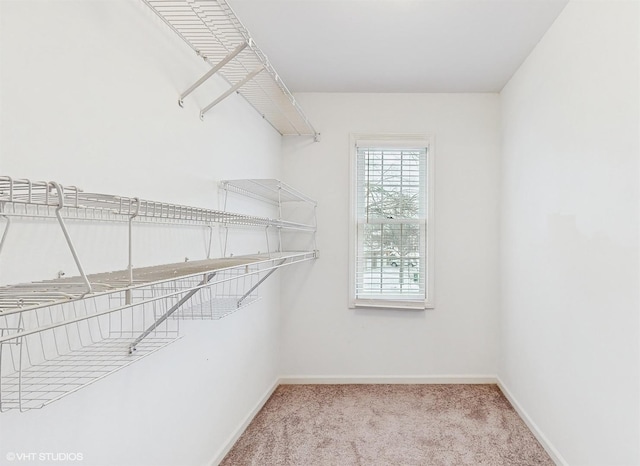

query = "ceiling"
[227,0,568,93]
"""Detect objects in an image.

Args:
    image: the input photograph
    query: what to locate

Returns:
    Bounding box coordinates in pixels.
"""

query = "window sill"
[350,299,434,311]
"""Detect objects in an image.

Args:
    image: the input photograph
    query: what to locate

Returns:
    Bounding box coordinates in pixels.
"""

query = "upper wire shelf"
[142,0,319,139]
[0,176,305,229]
[220,179,317,206]
[220,178,318,256]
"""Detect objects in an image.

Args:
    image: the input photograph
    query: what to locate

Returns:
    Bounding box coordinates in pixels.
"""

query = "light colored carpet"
[221,384,554,466]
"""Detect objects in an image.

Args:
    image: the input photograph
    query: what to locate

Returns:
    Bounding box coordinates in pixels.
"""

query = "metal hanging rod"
[142,0,320,140]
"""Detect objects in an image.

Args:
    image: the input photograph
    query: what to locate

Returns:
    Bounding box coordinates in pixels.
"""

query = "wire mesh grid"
[221,179,318,206]
[143,0,318,136]
[108,265,261,320]
[0,253,310,411]
[0,175,319,412]
[0,176,277,228]
[171,266,261,319]
[0,292,180,411]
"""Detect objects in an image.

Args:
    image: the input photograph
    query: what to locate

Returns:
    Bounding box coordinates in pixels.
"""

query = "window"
[349,134,435,309]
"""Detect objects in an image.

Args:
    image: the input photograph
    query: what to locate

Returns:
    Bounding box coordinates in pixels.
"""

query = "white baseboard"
[279,375,498,384]
[497,378,567,466]
[208,378,279,466]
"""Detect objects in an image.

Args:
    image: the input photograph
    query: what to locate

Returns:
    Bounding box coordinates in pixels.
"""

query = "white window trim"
[348,133,435,310]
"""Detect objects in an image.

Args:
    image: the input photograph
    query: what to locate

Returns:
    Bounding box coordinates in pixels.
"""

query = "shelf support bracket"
[50,182,92,297]
[200,66,265,120]
[126,198,140,305]
[179,42,248,107]
[206,224,214,259]
[264,226,271,258]
[237,258,286,308]
[0,214,11,258]
[129,272,216,354]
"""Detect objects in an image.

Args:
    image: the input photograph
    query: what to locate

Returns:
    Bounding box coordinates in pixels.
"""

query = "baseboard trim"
[497,378,567,466]
[279,375,498,384]
[209,378,279,466]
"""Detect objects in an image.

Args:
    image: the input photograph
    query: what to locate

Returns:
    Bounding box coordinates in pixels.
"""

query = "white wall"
[281,93,501,378]
[499,1,639,465]
[0,1,283,465]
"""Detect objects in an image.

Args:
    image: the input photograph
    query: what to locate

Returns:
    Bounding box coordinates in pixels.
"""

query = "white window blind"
[350,135,434,309]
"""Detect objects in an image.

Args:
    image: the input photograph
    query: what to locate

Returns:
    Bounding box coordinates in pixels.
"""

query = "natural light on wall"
[349,134,435,310]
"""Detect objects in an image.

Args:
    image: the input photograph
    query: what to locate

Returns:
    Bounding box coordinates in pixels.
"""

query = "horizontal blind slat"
[355,144,428,301]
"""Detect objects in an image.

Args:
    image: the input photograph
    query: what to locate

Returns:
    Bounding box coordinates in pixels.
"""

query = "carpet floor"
[220,384,554,466]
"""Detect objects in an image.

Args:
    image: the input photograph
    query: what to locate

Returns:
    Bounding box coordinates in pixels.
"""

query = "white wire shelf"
[0,176,259,226]
[0,288,181,412]
[220,178,318,256]
[0,251,315,315]
[0,336,179,412]
[220,179,317,206]
[0,175,318,411]
[0,176,311,230]
[142,0,319,139]
[0,250,315,411]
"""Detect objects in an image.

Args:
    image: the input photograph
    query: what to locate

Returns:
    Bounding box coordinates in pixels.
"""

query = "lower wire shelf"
[0,287,181,412]
[0,251,316,411]
[0,337,179,412]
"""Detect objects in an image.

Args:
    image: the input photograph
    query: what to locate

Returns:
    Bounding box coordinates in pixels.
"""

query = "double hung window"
[349,135,434,309]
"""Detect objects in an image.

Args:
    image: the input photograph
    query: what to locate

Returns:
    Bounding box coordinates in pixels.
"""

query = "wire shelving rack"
[0,176,317,411]
[142,0,319,140]
[220,179,318,257]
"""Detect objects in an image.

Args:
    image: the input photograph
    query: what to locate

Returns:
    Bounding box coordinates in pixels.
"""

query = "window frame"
[348,133,435,310]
